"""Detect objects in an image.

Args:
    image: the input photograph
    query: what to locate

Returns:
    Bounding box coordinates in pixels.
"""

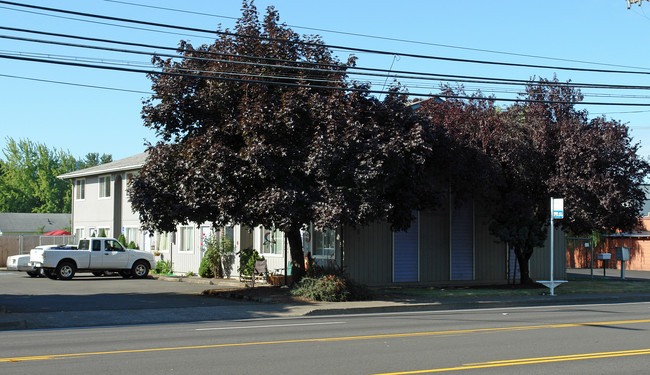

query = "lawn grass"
[379,276,650,299]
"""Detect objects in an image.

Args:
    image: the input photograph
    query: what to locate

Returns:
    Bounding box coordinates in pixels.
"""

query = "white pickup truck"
[29,238,155,280]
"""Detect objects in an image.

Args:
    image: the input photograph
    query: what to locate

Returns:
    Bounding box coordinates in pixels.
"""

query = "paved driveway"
[0,271,238,313]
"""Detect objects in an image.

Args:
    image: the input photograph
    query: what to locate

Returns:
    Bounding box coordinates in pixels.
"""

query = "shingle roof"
[0,213,71,235]
[58,152,148,179]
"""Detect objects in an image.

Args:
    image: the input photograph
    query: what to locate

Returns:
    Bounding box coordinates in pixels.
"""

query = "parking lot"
[0,270,239,314]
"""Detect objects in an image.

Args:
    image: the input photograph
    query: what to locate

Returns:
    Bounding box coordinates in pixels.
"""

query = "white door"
[103,239,130,269]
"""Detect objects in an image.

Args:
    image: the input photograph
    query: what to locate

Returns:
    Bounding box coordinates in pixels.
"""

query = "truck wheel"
[44,269,58,280]
[131,261,150,279]
[56,261,76,280]
[26,270,40,277]
[119,270,132,278]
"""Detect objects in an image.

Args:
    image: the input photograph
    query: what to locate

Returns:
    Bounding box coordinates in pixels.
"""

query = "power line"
[105,0,650,73]
[0,73,151,94]
[4,53,650,107]
[3,1,650,77]
[6,29,650,93]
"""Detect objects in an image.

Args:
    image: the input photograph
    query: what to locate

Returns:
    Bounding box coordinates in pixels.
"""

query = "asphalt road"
[2,301,650,374]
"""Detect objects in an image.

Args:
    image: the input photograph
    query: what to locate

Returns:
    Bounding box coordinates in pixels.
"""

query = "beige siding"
[474,214,507,281]
[530,226,567,280]
[343,222,393,285]
[420,209,450,281]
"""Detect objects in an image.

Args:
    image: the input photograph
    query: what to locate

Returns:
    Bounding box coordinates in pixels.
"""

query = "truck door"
[89,239,103,268]
[102,239,129,269]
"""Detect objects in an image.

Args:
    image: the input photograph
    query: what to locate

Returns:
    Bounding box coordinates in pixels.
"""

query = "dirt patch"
[202,285,313,304]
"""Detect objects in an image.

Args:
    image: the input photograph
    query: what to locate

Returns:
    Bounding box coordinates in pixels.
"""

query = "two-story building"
[59,153,565,285]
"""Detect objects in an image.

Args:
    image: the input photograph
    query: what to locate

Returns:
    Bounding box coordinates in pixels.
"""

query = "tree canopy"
[129,1,648,284]
[129,1,451,279]
[0,137,113,213]
[418,78,649,283]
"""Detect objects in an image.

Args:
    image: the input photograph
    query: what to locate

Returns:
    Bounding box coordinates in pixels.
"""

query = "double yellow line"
[2,318,650,364]
[374,348,650,374]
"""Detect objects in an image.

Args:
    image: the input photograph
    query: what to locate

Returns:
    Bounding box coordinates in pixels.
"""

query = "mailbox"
[597,253,611,260]
[615,247,630,261]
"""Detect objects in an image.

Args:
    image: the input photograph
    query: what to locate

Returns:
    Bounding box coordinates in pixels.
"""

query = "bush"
[290,274,371,302]
[117,234,127,246]
[127,241,138,249]
[200,233,235,278]
[155,259,172,274]
[198,255,214,278]
[237,248,263,276]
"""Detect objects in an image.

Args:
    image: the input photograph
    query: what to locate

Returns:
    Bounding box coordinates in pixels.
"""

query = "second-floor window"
[75,179,85,200]
[99,175,111,198]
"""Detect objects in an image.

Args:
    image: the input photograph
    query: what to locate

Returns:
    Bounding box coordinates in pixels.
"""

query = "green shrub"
[117,234,127,247]
[98,229,107,238]
[290,274,371,302]
[237,248,263,276]
[198,255,214,278]
[155,259,172,274]
[127,241,138,249]
[200,233,235,278]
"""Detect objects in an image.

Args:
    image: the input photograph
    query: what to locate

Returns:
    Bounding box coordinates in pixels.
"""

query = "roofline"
[58,163,144,179]
[57,152,148,180]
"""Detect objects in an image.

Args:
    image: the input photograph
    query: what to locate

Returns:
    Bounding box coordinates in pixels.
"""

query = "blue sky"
[2,0,650,161]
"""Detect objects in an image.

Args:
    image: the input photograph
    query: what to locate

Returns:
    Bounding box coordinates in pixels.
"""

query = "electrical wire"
[104,0,650,73]
[0,72,151,94]
[4,53,650,107]
[6,31,650,93]
[3,0,650,76]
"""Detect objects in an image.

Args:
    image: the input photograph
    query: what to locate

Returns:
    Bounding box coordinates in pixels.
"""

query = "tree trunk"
[286,228,305,283]
[514,245,535,285]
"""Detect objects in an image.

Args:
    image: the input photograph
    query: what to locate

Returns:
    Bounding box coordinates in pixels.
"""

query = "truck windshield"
[78,240,89,250]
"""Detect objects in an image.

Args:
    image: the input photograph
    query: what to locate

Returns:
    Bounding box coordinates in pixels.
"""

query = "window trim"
[75,179,85,200]
[312,228,336,258]
[260,226,283,256]
[124,227,141,249]
[155,231,171,253]
[98,175,111,199]
[179,226,195,253]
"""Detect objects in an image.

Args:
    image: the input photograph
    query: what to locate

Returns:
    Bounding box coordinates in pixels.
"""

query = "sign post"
[538,198,567,296]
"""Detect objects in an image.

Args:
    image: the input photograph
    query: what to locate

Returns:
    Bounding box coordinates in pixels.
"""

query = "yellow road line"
[372,348,650,374]
[2,318,650,364]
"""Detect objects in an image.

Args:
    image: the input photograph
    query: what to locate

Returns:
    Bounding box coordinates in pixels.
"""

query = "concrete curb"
[305,293,650,316]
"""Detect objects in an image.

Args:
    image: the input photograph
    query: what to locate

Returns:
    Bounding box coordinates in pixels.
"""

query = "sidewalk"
[1,269,650,331]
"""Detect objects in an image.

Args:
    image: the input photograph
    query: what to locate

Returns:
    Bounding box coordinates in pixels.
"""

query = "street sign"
[552,198,564,219]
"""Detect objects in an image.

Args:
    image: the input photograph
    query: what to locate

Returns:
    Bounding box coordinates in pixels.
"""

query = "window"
[78,240,90,250]
[261,227,282,255]
[313,228,336,257]
[125,227,140,248]
[221,225,235,244]
[74,228,84,242]
[155,232,171,252]
[105,239,124,251]
[179,226,194,253]
[75,179,85,200]
[99,175,111,198]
